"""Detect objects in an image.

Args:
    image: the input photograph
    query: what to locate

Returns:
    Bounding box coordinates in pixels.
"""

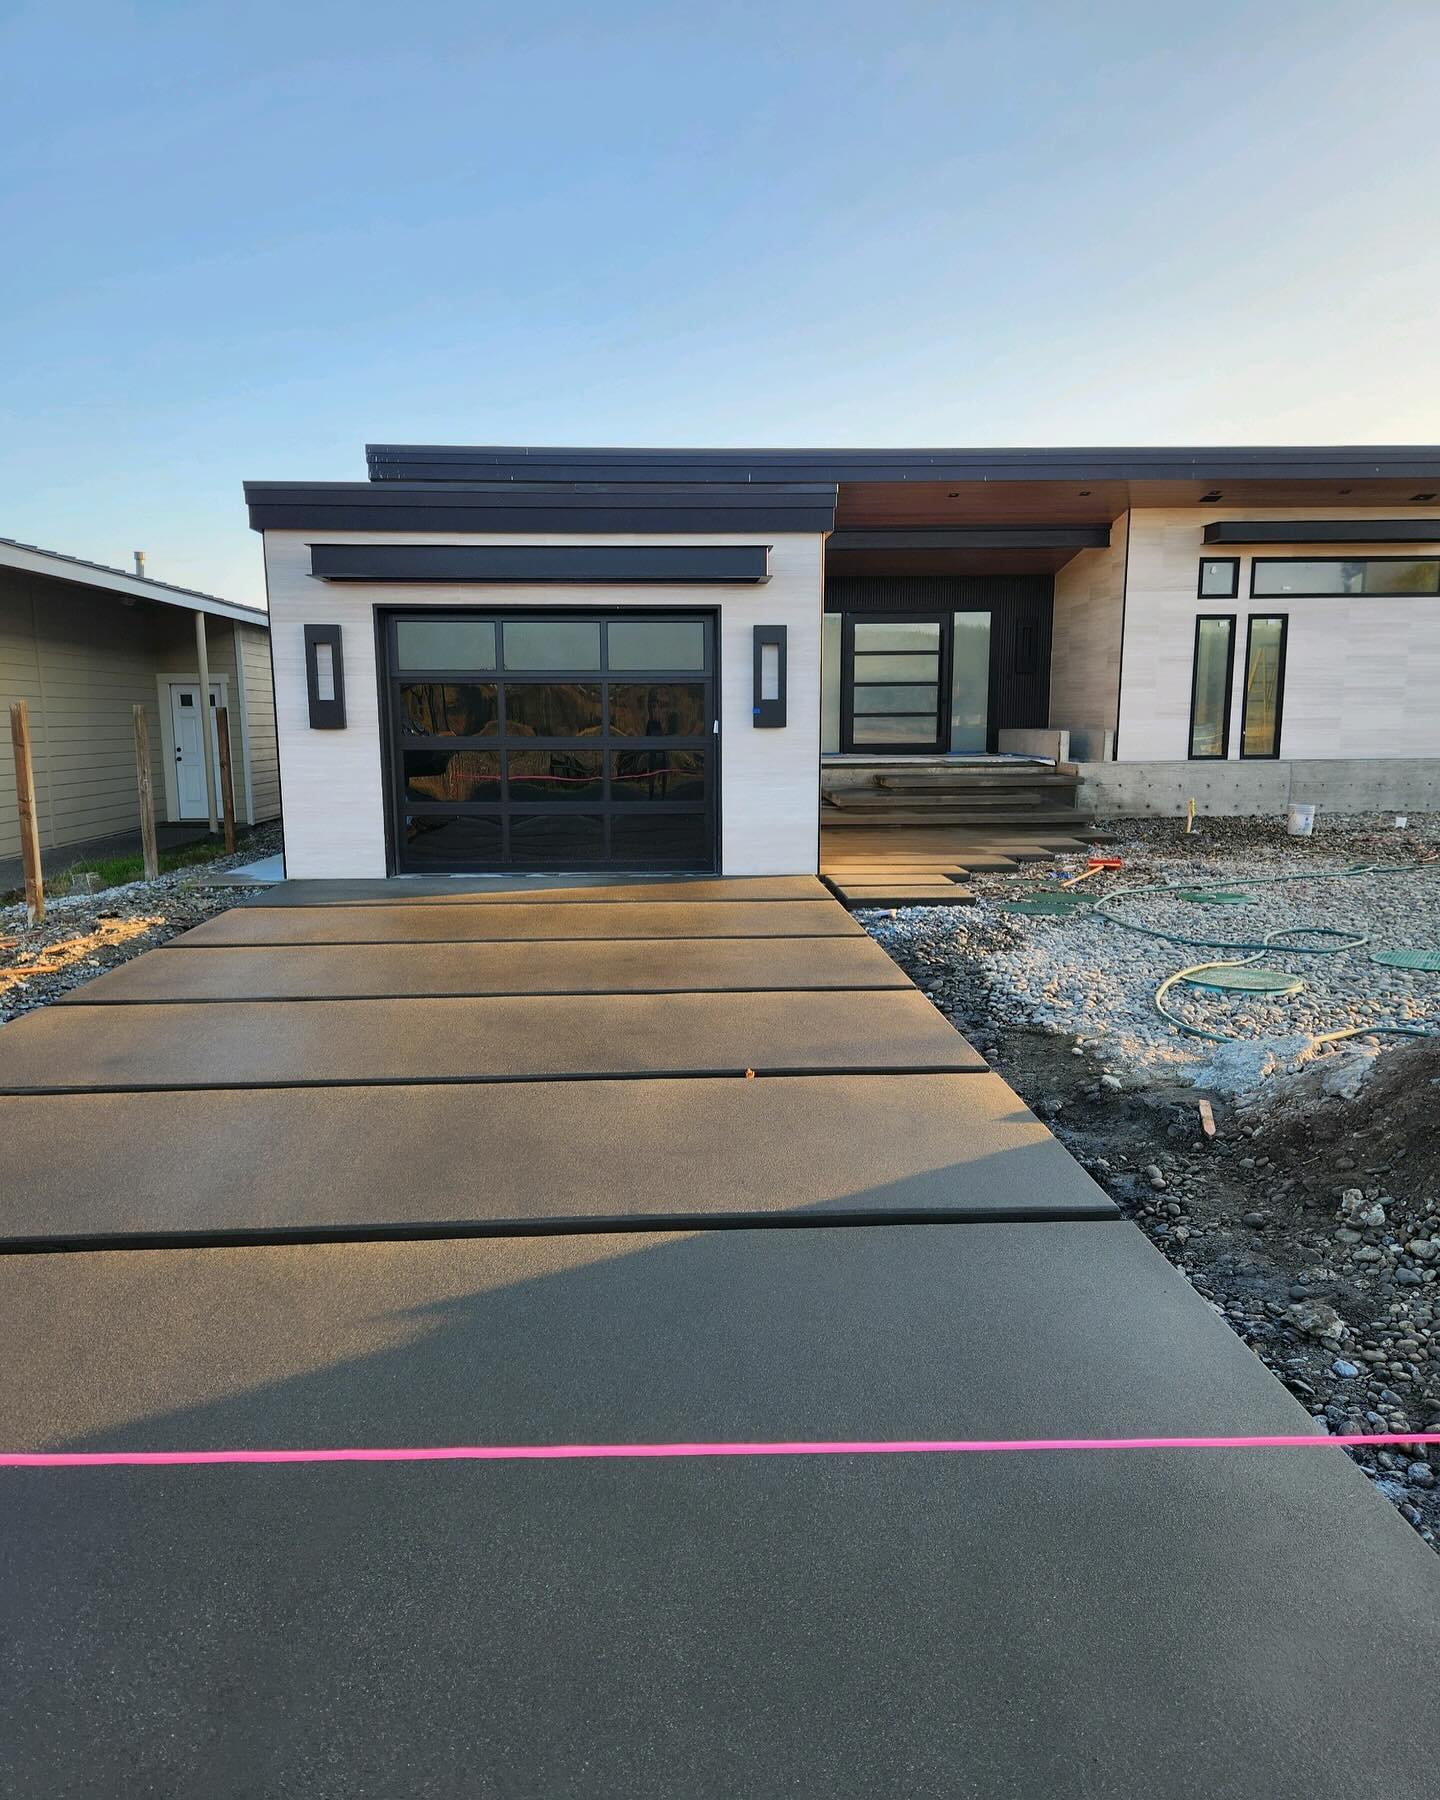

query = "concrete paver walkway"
[1,873,1437,1797]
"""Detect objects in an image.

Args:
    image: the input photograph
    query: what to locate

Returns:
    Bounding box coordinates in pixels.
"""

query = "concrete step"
[823,808,1093,828]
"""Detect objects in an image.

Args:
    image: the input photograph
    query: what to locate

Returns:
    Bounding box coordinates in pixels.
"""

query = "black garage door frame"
[377,606,721,875]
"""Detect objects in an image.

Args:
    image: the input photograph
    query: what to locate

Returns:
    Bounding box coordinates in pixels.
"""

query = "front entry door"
[840,615,947,751]
[169,683,220,818]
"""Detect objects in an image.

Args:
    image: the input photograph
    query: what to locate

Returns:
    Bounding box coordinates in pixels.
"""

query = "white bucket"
[1286,802,1316,837]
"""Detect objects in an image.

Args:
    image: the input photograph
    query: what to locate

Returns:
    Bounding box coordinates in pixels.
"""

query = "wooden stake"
[133,704,160,880]
[8,700,44,925]
[216,706,237,854]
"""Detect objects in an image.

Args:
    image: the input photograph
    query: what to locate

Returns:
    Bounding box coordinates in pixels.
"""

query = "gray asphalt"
[1,876,1437,1798]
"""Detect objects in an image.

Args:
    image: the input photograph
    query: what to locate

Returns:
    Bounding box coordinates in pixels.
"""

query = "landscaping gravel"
[861,812,1440,1091]
[855,811,1440,1550]
[0,826,279,1024]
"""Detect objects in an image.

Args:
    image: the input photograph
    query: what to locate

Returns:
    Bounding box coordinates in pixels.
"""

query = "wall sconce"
[752,625,787,728]
[304,624,346,729]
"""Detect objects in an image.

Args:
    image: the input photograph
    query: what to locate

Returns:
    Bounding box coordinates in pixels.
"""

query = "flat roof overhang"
[358,445,1440,533]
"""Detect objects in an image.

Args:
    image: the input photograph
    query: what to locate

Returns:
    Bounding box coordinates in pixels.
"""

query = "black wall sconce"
[304,624,346,729]
[752,624,787,728]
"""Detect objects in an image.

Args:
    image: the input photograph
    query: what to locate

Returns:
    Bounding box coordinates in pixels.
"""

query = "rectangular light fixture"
[752,625,787,728]
[304,624,346,728]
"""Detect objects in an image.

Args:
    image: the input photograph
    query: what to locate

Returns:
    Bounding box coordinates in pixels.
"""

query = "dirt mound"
[1252,1037,1440,1232]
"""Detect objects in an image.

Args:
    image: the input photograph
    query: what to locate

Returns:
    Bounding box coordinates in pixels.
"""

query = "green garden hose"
[1086,862,1440,1045]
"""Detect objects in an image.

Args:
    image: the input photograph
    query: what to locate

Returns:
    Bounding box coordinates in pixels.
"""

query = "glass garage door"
[386,611,717,872]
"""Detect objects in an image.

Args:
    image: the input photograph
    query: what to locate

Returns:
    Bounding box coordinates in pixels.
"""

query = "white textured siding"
[262,530,825,878]
[1049,512,1127,739]
[1118,509,1440,762]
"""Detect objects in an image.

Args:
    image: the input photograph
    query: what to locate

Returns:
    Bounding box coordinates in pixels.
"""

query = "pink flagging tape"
[3,1432,1439,1469]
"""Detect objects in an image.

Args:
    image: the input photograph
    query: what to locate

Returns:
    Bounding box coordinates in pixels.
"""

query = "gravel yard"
[0,825,279,1024]
[857,811,1440,1549]
[864,812,1440,1087]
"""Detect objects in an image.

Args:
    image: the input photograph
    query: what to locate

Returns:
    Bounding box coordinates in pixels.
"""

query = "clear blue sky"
[3,0,1439,606]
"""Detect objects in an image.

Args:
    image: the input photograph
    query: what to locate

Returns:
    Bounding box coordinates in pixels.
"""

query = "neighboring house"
[243,443,1440,879]
[1,537,278,870]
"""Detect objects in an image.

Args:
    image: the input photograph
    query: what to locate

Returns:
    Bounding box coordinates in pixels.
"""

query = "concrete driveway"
[1,874,1437,1797]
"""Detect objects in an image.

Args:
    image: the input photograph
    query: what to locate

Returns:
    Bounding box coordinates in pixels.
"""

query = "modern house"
[244,444,1440,879]
[1,537,278,873]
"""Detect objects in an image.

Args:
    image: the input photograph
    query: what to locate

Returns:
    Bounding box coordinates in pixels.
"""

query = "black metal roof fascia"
[365,443,1440,485]
[245,481,837,535]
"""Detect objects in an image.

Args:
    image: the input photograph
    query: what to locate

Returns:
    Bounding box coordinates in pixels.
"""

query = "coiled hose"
[1087,862,1440,1045]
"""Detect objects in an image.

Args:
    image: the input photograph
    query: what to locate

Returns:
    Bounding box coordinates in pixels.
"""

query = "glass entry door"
[840,616,946,750]
[385,610,716,872]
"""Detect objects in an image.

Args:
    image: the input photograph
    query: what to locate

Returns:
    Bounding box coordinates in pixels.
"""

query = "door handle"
[175,748,183,761]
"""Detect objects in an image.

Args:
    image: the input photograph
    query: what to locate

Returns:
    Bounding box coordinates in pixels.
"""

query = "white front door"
[169,683,220,818]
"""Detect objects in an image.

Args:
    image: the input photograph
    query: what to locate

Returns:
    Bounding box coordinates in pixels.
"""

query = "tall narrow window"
[1189,616,1235,759]
[1240,616,1287,759]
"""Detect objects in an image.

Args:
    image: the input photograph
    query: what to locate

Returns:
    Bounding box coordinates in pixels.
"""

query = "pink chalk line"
[3,1432,1439,1468]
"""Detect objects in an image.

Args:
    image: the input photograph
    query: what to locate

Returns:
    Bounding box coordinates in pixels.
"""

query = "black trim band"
[1205,519,1440,544]
[311,544,770,584]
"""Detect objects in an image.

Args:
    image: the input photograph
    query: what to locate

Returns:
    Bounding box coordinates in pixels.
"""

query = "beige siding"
[1119,509,1440,762]
[236,622,280,822]
[263,529,825,878]
[1,571,273,863]
[1049,512,1127,744]
[1,571,183,859]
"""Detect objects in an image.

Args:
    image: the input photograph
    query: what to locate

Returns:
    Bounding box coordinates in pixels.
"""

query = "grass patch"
[1,835,253,906]
[54,838,236,893]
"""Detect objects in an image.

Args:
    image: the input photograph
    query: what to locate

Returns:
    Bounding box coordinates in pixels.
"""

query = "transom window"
[1250,558,1440,597]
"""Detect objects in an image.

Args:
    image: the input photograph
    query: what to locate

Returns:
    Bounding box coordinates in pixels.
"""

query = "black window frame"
[1239,614,1288,761]
[379,606,720,873]
[1249,556,1440,598]
[1188,614,1237,761]
[1197,557,1240,600]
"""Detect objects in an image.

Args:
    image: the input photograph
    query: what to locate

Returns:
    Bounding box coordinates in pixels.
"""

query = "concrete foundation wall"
[997,728,1068,761]
[1073,758,1440,818]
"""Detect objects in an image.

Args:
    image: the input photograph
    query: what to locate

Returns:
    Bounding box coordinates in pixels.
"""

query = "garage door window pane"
[508,814,605,863]
[609,683,708,737]
[395,619,497,671]
[611,750,706,801]
[403,815,503,864]
[502,620,601,670]
[403,750,501,803]
[399,683,498,737]
[503,684,602,738]
[506,750,604,801]
[607,619,706,670]
[611,813,709,865]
